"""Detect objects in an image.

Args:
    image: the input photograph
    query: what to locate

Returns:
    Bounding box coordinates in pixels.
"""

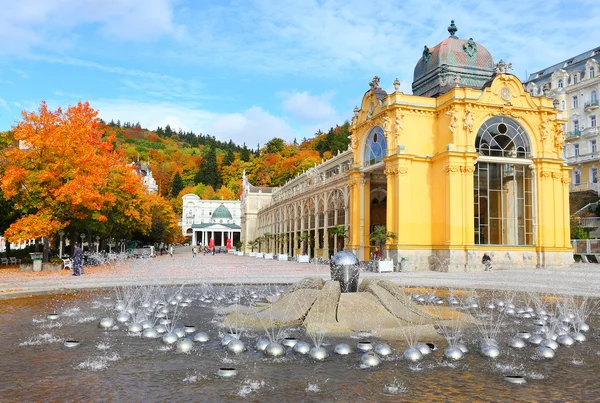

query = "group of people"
[192,246,216,257]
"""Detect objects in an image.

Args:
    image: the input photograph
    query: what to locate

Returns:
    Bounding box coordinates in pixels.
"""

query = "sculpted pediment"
[479,74,542,110]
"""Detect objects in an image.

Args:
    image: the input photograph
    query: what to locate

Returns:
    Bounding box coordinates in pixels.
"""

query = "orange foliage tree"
[0,101,151,250]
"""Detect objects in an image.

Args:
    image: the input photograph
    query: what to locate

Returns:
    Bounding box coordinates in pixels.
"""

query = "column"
[192,230,197,246]
[323,211,329,257]
[314,211,319,258]
[361,174,370,260]
[300,209,305,255]
[348,170,362,254]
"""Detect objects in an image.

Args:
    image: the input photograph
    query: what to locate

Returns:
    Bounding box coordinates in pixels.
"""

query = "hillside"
[103,120,351,208]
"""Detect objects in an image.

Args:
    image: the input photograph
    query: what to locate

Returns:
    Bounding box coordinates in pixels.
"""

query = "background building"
[181,195,241,248]
[524,47,600,192]
[241,22,572,270]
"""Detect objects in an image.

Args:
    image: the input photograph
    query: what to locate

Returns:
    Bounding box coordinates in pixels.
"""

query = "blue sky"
[1,0,599,147]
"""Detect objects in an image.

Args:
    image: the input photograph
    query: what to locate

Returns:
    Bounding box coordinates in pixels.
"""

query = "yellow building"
[242,22,572,270]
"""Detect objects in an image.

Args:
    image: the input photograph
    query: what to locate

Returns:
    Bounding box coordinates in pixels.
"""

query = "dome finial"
[448,20,458,38]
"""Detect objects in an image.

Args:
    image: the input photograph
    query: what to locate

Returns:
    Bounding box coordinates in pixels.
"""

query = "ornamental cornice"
[443,165,475,175]
[383,167,408,176]
[539,171,552,180]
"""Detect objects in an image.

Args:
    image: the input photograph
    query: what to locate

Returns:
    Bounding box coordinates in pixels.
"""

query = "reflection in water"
[1,288,599,402]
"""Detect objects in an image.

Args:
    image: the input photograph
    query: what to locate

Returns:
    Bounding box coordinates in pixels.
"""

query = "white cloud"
[0,0,183,53]
[90,99,296,147]
[281,91,337,123]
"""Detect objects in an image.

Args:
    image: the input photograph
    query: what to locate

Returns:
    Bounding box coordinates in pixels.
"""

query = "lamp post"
[58,231,65,259]
[96,235,100,253]
[80,233,86,252]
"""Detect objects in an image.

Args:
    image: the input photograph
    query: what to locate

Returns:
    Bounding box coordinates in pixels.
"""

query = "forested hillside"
[104,120,351,209]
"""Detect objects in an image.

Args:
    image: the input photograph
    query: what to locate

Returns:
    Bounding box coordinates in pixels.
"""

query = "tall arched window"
[592,90,598,104]
[363,126,387,166]
[474,117,534,246]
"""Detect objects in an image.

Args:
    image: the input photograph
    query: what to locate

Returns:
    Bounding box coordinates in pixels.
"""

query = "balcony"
[581,126,600,137]
[566,130,581,139]
[585,100,599,111]
[566,151,600,164]
[570,181,600,193]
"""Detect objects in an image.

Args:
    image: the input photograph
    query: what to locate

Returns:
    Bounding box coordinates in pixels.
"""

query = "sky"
[1,0,599,148]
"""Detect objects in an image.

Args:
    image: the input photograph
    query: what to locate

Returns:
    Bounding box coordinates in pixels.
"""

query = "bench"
[1,258,8,265]
[9,257,21,265]
[63,258,73,270]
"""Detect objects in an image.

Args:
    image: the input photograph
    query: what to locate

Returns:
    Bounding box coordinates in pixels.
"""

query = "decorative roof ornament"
[422,45,432,63]
[448,20,458,38]
[495,59,513,74]
[462,38,477,57]
[353,106,360,117]
[393,78,401,92]
[369,76,381,90]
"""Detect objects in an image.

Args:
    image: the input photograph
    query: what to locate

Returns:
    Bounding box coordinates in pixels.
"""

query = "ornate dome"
[412,21,495,97]
[212,204,233,220]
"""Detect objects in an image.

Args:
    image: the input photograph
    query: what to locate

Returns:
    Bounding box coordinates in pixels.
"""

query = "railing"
[581,127,600,137]
[584,100,599,109]
[566,130,581,139]
[576,217,600,227]
[566,151,600,164]
[572,239,600,254]
[574,202,599,216]
[570,181,600,193]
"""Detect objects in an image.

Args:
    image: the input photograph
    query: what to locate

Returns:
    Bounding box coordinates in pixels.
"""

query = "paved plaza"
[2,247,600,298]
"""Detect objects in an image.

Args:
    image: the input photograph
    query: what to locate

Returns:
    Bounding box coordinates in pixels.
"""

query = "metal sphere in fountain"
[540,339,559,350]
[127,322,143,333]
[374,343,392,357]
[536,346,555,359]
[504,375,527,385]
[179,302,189,307]
[172,328,185,338]
[264,342,285,357]
[47,313,60,321]
[415,343,432,355]
[227,339,246,354]
[508,337,527,349]
[159,318,171,325]
[577,322,590,332]
[155,324,167,334]
[444,346,464,360]
[116,312,131,323]
[360,352,381,368]
[142,328,159,338]
[184,325,196,334]
[114,302,126,311]
[155,312,166,319]
[528,335,544,345]
[162,332,179,345]
[193,332,209,342]
[140,320,152,330]
[221,333,238,346]
[177,338,194,353]
[480,343,500,358]
[309,346,328,361]
[516,331,531,340]
[357,341,373,352]
[403,347,423,361]
[557,334,575,346]
[159,307,169,315]
[334,343,352,355]
[570,332,586,342]
[293,341,311,355]
[282,338,298,348]
[254,337,270,351]
[99,317,114,329]
[504,308,516,315]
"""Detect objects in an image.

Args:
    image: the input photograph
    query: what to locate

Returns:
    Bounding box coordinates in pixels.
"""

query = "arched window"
[590,66,595,79]
[363,126,387,166]
[474,117,534,246]
[592,90,598,104]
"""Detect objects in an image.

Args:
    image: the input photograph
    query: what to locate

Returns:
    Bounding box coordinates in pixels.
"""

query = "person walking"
[482,252,492,271]
[72,244,83,276]
[169,245,174,258]
[192,246,197,257]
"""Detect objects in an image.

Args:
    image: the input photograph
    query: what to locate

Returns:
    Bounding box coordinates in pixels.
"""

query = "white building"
[524,46,600,192]
[181,194,242,248]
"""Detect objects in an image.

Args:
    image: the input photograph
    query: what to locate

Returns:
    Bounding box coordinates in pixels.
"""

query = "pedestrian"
[372,247,382,261]
[212,247,215,255]
[482,252,492,271]
[192,246,197,257]
[72,244,83,276]
[169,245,174,258]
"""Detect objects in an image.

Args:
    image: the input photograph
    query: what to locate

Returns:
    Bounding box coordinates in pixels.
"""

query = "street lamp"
[96,235,100,253]
[58,231,65,259]
[80,233,86,252]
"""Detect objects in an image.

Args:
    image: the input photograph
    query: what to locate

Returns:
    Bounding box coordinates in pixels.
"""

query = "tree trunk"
[43,236,50,262]
[4,240,10,258]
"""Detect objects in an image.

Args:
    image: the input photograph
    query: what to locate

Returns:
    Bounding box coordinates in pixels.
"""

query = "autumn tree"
[0,102,151,260]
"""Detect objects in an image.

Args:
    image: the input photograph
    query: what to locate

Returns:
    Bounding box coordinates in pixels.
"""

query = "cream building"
[524,47,600,192]
[181,195,241,248]
[241,22,572,271]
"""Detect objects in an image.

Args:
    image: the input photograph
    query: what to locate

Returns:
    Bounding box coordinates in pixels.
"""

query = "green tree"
[265,138,285,154]
[171,172,183,198]
[369,225,397,260]
[240,144,250,162]
[328,225,347,253]
[224,148,235,166]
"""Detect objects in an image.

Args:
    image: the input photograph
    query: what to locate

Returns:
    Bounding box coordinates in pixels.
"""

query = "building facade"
[523,47,600,192]
[181,195,241,248]
[242,22,572,270]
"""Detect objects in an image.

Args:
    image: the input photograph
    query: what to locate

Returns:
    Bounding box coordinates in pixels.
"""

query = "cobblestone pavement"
[1,247,600,298]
